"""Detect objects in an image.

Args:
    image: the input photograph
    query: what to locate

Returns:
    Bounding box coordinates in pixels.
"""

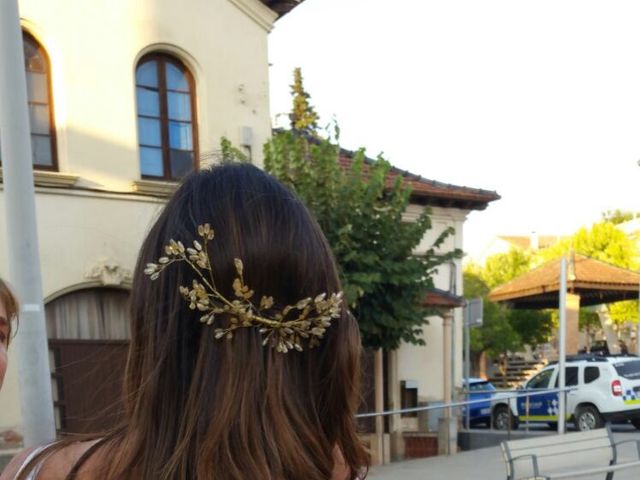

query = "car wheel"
[631,418,640,430]
[492,405,518,430]
[574,406,604,431]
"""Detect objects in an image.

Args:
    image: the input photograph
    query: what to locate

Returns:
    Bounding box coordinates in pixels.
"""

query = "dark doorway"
[46,288,130,434]
[49,339,128,433]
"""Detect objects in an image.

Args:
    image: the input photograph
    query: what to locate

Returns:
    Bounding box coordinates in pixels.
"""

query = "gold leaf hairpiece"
[144,224,343,353]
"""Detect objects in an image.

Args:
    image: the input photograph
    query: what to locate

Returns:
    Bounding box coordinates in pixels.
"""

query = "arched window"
[23,32,57,169]
[135,54,198,180]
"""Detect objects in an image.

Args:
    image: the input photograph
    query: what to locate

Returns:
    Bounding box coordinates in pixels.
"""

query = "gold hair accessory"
[144,224,343,353]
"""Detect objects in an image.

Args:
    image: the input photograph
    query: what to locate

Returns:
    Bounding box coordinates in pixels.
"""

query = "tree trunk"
[374,348,384,464]
[478,351,487,379]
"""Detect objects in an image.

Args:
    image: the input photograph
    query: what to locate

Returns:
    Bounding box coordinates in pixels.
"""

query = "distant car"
[461,378,497,427]
[491,354,640,431]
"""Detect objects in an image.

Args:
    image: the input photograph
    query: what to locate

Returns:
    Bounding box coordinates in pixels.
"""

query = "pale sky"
[268,0,640,259]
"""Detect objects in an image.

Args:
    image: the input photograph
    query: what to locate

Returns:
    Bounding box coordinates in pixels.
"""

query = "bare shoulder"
[37,440,102,480]
[0,446,40,480]
[331,446,351,480]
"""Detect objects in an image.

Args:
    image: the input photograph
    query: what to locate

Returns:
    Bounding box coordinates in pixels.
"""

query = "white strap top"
[13,443,57,480]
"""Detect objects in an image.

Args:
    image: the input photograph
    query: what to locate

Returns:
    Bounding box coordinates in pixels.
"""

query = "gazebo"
[489,253,640,354]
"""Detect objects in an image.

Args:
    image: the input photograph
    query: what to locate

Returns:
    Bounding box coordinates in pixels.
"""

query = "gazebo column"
[566,293,580,355]
[438,310,457,455]
[387,349,405,461]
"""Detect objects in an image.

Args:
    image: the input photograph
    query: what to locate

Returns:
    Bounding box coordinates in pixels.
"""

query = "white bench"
[500,424,640,480]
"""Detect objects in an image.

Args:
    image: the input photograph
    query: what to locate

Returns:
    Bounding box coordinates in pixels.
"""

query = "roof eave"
[409,191,501,211]
[260,0,304,18]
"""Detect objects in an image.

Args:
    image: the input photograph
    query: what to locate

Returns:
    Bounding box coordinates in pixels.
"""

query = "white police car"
[491,354,640,431]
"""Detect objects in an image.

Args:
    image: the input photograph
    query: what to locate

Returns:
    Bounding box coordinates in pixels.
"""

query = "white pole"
[0,0,56,445]
[443,313,452,417]
[451,311,456,414]
[464,306,470,430]
[636,281,640,356]
[374,349,384,464]
[558,258,567,434]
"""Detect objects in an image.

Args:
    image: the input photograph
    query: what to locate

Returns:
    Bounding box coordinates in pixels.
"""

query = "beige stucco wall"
[19,0,275,191]
[0,0,278,437]
[398,205,468,402]
[0,189,166,434]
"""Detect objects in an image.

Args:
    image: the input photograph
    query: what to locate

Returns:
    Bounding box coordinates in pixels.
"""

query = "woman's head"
[119,164,367,479]
[0,278,18,390]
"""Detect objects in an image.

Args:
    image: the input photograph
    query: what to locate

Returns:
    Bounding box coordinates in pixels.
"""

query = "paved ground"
[368,427,640,480]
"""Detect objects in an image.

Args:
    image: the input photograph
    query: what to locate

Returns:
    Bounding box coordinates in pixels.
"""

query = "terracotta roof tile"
[338,150,500,211]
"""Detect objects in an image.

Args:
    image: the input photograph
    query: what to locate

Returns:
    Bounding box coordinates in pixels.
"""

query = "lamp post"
[558,257,567,434]
[0,0,56,445]
[637,283,640,356]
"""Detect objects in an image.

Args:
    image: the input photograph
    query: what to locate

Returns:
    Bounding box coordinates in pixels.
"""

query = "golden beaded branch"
[144,224,343,353]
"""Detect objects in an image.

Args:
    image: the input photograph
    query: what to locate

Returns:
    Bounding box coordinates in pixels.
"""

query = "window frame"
[23,31,58,171]
[554,366,579,388]
[526,368,553,389]
[584,366,600,384]
[1,31,59,171]
[135,53,199,181]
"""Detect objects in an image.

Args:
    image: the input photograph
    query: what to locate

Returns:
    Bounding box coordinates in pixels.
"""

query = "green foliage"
[602,209,638,225]
[463,271,521,356]
[509,309,556,347]
[540,221,638,270]
[289,67,319,135]
[609,300,638,324]
[265,129,460,350]
[482,248,534,289]
[219,137,249,163]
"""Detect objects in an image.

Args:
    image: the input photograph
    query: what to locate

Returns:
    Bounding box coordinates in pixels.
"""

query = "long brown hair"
[20,164,368,479]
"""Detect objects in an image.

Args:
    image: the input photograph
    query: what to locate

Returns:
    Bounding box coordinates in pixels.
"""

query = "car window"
[554,366,579,387]
[469,382,496,392]
[527,369,553,389]
[613,360,640,380]
[584,366,600,384]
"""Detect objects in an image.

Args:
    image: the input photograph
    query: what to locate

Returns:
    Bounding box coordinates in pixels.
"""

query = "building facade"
[394,176,498,415]
[0,0,299,445]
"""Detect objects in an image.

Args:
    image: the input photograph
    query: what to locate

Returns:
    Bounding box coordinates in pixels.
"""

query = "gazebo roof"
[488,254,640,309]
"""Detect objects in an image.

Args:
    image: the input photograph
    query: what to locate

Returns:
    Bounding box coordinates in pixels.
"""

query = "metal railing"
[356,386,577,436]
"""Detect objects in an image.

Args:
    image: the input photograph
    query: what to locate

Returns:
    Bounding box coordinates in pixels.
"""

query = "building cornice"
[228,0,278,32]
[132,179,178,197]
[0,169,79,188]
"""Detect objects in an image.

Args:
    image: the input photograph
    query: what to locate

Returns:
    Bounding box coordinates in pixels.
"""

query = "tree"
[540,221,638,270]
[265,71,460,350]
[481,247,534,289]
[602,209,638,225]
[463,270,520,359]
[218,136,249,163]
[289,67,319,135]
